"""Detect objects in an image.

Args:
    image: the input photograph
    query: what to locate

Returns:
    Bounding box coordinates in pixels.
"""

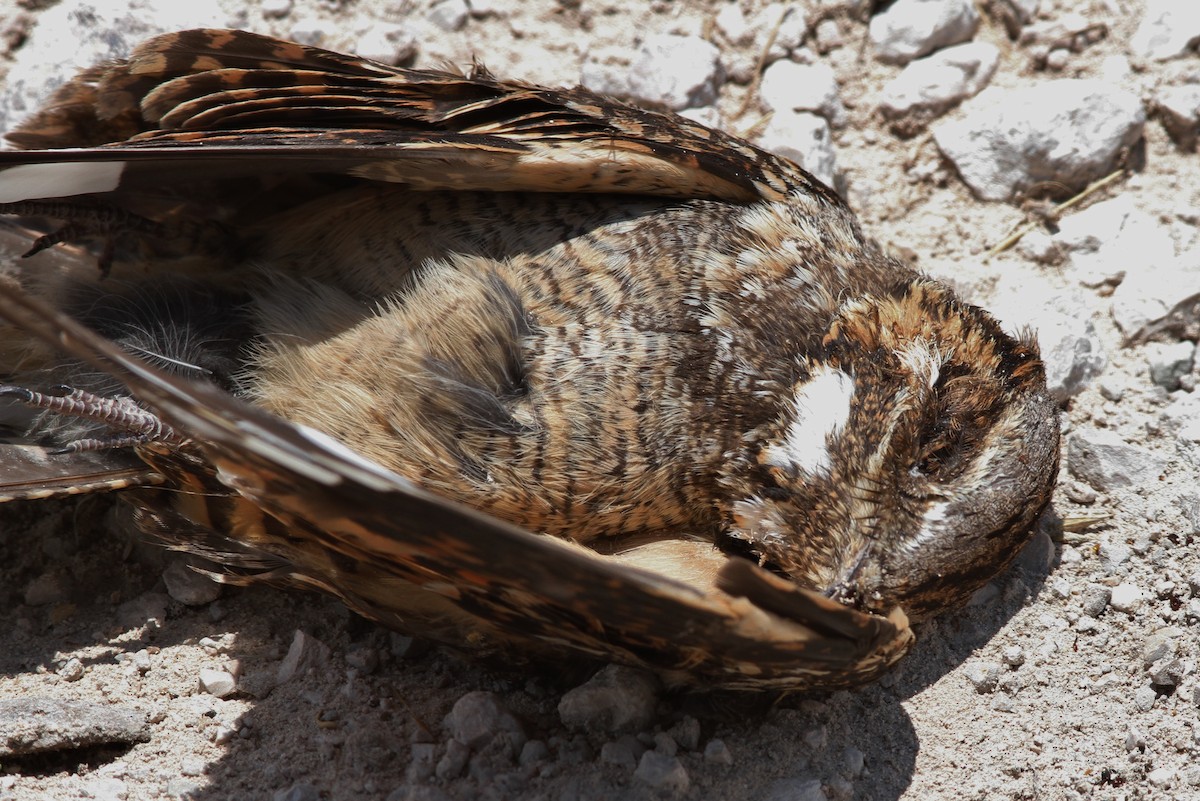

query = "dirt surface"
[1,1,1199,800]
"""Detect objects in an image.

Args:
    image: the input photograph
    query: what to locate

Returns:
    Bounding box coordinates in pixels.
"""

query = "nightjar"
[0,29,1060,691]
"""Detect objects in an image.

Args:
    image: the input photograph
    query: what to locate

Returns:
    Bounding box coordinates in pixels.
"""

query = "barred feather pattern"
[0,29,1059,690]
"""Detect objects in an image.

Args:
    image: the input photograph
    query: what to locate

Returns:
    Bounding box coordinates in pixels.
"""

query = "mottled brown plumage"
[0,29,1059,690]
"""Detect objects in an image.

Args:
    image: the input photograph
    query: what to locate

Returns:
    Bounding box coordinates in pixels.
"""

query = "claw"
[0,383,183,445]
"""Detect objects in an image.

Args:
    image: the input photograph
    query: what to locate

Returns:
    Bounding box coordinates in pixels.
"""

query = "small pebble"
[653,731,678,757]
[167,780,203,799]
[759,61,845,126]
[1101,542,1132,569]
[558,665,660,734]
[965,662,1002,694]
[198,669,237,698]
[131,650,152,675]
[1148,767,1176,789]
[407,743,437,783]
[1146,341,1196,391]
[428,0,468,32]
[1068,431,1167,492]
[287,21,328,47]
[715,4,752,45]
[869,0,980,64]
[58,658,84,682]
[627,35,723,111]
[211,724,237,745]
[1098,378,1126,402]
[436,739,469,780]
[1185,599,1200,621]
[600,739,638,771]
[1109,583,1145,613]
[23,572,68,606]
[519,739,549,767]
[1142,627,1180,664]
[704,738,733,766]
[933,81,1145,202]
[829,774,857,799]
[345,645,379,674]
[180,758,206,777]
[1149,658,1184,687]
[879,42,999,120]
[443,691,525,751]
[1130,0,1200,61]
[261,0,292,19]
[1044,48,1070,71]
[162,556,221,606]
[1002,646,1026,668]
[277,630,331,684]
[353,23,418,66]
[207,601,229,623]
[841,746,864,777]
[1158,85,1200,150]
[634,751,690,794]
[667,716,700,751]
[757,111,838,190]
[814,19,843,51]
[82,777,126,801]
[1081,584,1112,617]
[1134,685,1158,712]
[803,725,828,751]
[998,673,1023,695]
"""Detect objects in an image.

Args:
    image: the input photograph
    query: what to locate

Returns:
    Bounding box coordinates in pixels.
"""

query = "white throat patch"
[762,367,855,477]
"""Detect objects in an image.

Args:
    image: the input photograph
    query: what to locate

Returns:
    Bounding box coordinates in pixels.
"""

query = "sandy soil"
[1,1,1198,800]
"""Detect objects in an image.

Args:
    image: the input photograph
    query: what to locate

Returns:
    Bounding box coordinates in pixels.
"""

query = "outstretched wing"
[0,27,910,691]
[0,282,911,691]
[0,28,840,214]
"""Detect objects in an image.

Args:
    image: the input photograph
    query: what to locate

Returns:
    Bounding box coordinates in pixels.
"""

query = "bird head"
[722,278,1060,620]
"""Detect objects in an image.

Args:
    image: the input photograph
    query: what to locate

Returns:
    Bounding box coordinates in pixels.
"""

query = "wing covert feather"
[0,28,842,208]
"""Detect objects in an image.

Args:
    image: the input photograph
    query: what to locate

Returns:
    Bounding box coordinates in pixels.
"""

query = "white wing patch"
[762,367,855,477]
[0,161,126,203]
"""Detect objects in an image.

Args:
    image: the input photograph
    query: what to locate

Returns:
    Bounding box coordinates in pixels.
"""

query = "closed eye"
[911,361,972,477]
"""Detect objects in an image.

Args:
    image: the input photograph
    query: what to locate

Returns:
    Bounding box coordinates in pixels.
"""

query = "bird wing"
[0,443,162,501]
[0,281,911,691]
[0,28,840,212]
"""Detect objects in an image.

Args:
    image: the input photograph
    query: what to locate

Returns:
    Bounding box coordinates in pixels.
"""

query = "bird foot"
[0,383,181,448]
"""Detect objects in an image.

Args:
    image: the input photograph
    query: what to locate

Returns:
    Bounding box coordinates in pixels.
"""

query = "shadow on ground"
[0,499,1058,801]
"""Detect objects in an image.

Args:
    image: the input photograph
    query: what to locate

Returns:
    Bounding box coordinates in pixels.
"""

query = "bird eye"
[912,363,966,477]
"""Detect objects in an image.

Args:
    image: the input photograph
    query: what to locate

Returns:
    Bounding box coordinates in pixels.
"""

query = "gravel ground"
[1,1,1199,800]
